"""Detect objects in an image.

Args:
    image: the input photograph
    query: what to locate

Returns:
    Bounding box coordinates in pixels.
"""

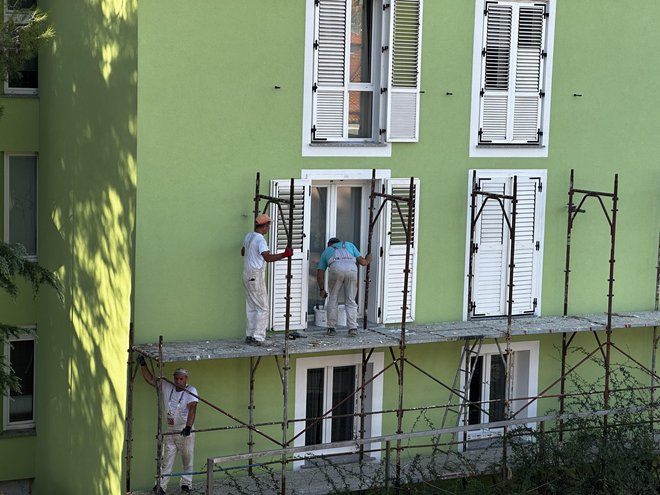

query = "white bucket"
[314,304,347,327]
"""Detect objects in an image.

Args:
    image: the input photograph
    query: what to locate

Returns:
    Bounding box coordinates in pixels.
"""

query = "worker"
[241,213,293,345]
[137,356,198,494]
[317,237,371,337]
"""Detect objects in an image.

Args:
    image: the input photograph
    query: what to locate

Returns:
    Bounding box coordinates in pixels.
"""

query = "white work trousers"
[327,262,358,329]
[243,267,269,341]
[160,422,195,491]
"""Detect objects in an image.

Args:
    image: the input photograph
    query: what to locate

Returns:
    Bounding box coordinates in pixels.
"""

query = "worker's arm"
[261,248,293,263]
[356,253,372,267]
[317,269,327,298]
[137,356,156,387]
[181,401,197,436]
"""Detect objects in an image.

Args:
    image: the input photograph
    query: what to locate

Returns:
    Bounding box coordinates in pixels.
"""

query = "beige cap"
[173,368,189,376]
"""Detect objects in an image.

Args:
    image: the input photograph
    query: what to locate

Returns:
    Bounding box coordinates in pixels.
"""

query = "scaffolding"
[124,169,660,494]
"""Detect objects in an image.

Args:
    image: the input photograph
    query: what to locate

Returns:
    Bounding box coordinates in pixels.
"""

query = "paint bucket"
[314,304,347,327]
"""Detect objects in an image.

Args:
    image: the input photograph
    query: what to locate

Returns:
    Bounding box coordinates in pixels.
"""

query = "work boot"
[244,336,255,344]
[181,486,191,493]
[326,327,336,336]
[348,328,358,337]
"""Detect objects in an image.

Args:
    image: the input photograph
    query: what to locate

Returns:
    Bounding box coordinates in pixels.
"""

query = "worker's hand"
[365,253,372,264]
[320,288,327,299]
[282,247,294,258]
[137,355,146,367]
[181,425,192,436]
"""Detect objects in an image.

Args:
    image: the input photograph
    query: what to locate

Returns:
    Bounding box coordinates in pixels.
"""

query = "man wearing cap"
[317,237,371,337]
[241,213,293,345]
[137,358,198,494]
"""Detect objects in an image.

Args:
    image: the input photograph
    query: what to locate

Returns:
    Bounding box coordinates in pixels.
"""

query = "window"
[3,0,39,95]
[293,352,384,468]
[460,341,539,440]
[469,0,555,157]
[4,154,38,259]
[463,170,546,319]
[3,331,36,430]
[302,0,423,156]
[268,170,420,330]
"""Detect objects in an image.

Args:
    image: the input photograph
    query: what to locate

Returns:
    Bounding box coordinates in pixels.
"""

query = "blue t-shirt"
[318,241,362,270]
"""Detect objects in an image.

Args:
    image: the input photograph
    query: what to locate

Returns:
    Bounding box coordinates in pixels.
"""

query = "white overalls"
[327,243,358,329]
[242,232,270,342]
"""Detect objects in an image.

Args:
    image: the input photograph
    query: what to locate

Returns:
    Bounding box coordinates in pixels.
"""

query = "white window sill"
[303,141,392,158]
[0,427,36,438]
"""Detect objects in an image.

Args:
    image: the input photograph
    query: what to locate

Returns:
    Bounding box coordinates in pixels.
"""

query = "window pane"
[336,186,362,251]
[7,0,37,9]
[8,56,38,89]
[488,355,507,422]
[305,368,325,445]
[308,187,328,316]
[9,340,35,423]
[350,0,372,83]
[348,91,372,138]
[331,366,356,442]
[467,356,483,425]
[9,156,37,257]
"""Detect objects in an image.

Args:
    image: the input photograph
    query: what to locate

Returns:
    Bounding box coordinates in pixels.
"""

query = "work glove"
[282,247,294,258]
[137,355,146,366]
[181,425,192,436]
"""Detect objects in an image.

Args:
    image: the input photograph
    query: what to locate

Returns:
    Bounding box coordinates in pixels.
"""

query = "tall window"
[3,331,36,430]
[4,154,38,259]
[294,353,384,468]
[304,0,423,155]
[469,0,555,157]
[4,0,39,95]
[464,169,546,319]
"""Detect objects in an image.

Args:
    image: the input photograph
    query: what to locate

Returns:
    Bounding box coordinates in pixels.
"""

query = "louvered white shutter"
[511,176,542,314]
[268,180,311,330]
[311,0,348,141]
[473,176,508,317]
[386,0,423,142]
[478,1,546,145]
[380,178,420,324]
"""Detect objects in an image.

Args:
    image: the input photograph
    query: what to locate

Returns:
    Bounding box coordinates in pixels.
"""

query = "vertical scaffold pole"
[248,357,258,475]
[155,336,164,489]
[603,174,619,423]
[651,227,660,427]
[125,323,135,494]
[363,169,376,330]
[466,171,478,318]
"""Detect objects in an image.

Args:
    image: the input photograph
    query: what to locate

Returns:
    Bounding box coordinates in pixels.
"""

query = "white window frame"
[3,1,38,96]
[3,329,36,431]
[4,153,38,261]
[468,0,556,158]
[458,341,539,443]
[293,352,384,469]
[462,169,546,320]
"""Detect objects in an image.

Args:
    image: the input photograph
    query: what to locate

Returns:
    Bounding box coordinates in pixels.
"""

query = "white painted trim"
[301,0,392,157]
[3,328,37,431]
[457,340,539,446]
[468,0,556,158]
[293,352,384,469]
[301,169,391,180]
[462,169,547,320]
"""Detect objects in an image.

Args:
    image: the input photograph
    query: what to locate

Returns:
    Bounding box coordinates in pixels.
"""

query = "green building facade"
[1,0,659,493]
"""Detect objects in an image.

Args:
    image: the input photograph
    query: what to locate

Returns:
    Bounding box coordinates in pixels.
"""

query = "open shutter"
[380,178,420,324]
[478,1,546,145]
[269,179,311,331]
[311,0,348,141]
[472,176,508,317]
[511,176,542,314]
[386,0,423,142]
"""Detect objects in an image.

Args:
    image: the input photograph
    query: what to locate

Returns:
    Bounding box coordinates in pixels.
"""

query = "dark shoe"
[326,327,336,336]
[245,336,255,344]
[348,328,358,337]
[153,487,165,495]
[181,486,191,493]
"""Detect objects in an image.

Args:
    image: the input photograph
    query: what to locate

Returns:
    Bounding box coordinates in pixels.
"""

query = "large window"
[460,341,539,441]
[463,169,546,319]
[293,353,384,468]
[469,0,555,157]
[3,0,39,95]
[268,170,420,330]
[303,0,423,156]
[3,331,36,430]
[4,154,38,259]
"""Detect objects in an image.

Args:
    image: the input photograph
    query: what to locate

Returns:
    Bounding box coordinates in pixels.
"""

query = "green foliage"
[0,7,54,81]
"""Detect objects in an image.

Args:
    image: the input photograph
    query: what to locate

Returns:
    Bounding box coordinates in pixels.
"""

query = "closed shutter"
[471,172,543,317]
[269,179,311,330]
[478,1,546,145]
[386,0,423,142]
[473,176,508,316]
[312,0,348,141]
[381,178,420,323]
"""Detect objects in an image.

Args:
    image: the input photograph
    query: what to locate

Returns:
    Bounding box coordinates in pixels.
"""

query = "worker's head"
[173,368,189,389]
[327,237,340,247]
[255,213,271,232]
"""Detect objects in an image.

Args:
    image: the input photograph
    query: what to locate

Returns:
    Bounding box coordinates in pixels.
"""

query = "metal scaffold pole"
[603,174,619,422]
[155,336,164,489]
[652,227,660,427]
[125,323,135,494]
